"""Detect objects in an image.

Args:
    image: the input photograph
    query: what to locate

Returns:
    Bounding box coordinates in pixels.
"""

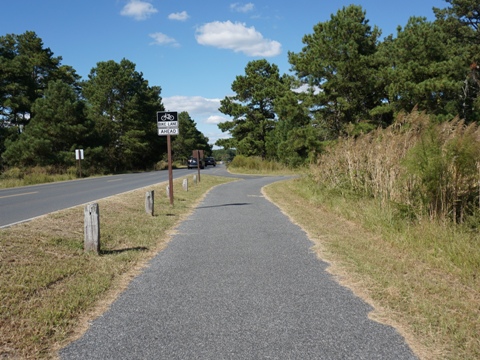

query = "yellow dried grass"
[311,111,480,222]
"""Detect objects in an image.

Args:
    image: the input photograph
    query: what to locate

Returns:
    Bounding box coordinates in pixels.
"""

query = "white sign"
[157,111,179,136]
[158,128,179,135]
[157,121,178,128]
[75,149,84,160]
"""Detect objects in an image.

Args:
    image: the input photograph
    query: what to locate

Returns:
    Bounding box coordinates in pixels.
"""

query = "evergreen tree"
[2,80,88,167]
[268,83,323,166]
[0,31,80,168]
[288,5,382,136]
[218,59,283,158]
[82,59,164,172]
[214,137,237,153]
[0,31,79,128]
[435,0,480,38]
[434,0,480,121]
[375,17,465,121]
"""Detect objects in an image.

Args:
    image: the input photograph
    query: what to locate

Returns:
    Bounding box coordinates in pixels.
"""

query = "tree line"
[0,31,210,174]
[217,0,480,166]
[1,1,478,173]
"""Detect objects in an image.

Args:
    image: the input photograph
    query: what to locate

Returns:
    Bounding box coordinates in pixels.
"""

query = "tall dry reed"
[311,111,480,223]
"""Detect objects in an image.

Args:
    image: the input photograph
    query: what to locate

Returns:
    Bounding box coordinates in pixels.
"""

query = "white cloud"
[163,96,222,116]
[162,96,230,146]
[293,83,321,95]
[149,32,179,47]
[230,2,255,13]
[168,11,190,21]
[206,115,228,124]
[208,131,232,147]
[121,0,157,21]
[195,20,281,57]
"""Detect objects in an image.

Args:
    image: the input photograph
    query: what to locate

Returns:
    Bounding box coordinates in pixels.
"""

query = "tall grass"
[228,155,300,175]
[311,111,480,223]
[304,109,480,358]
[0,166,79,188]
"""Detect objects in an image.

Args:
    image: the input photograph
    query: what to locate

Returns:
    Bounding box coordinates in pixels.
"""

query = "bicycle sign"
[157,111,179,136]
[157,111,177,122]
[160,112,175,121]
[156,111,178,205]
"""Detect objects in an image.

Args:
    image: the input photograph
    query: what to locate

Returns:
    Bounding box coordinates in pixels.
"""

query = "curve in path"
[60,174,417,359]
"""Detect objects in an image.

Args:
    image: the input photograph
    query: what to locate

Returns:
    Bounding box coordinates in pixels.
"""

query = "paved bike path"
[60,175,417,359]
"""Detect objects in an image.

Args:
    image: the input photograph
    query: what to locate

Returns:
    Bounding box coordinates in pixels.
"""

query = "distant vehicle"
[205,157,216,167]
[187,157,204,169]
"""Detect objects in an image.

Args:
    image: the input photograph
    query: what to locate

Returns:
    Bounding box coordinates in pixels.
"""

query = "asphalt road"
[60,172,417,359]
[0,167,216,228]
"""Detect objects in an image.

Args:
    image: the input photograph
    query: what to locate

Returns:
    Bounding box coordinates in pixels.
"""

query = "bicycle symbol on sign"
[161,113,175,121]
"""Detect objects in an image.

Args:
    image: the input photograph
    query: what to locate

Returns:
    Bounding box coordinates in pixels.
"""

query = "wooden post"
[182,178,188,191]
[196,149,201,182]
[193,175,197,184]
[167,134,174,205]
[84,203,100,253]
[166,185,170,198]
[145,190,154,216]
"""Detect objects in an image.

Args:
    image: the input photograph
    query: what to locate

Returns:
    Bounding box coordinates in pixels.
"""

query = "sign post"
[166,134,173,205]
[192,149,204,182]
[157,111,179,205]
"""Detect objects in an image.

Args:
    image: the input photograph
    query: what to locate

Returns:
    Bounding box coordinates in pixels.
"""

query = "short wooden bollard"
[84,203,100,253]
[182,178,188,191]
[145,190,154,216]
[193,175,197,184]
[166,185,169,197]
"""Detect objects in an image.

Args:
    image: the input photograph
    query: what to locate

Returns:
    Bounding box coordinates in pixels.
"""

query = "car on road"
[187,157,204,169]
[205,157,216,167]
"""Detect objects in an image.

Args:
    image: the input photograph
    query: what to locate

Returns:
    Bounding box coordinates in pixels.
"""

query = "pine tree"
[218,59,283,158]
[288,5,382,136]
[2,81,88,167]
[82,59,164,172]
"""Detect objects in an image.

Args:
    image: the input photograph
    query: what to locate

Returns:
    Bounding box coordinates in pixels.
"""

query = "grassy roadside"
[0,170,78,188]
[0,174,234,359]
[0,163,186,189]
[2,163,478,359]
[264,176,480,360]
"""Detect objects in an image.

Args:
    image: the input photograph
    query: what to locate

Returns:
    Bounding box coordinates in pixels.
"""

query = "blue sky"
[1,0,445,147]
